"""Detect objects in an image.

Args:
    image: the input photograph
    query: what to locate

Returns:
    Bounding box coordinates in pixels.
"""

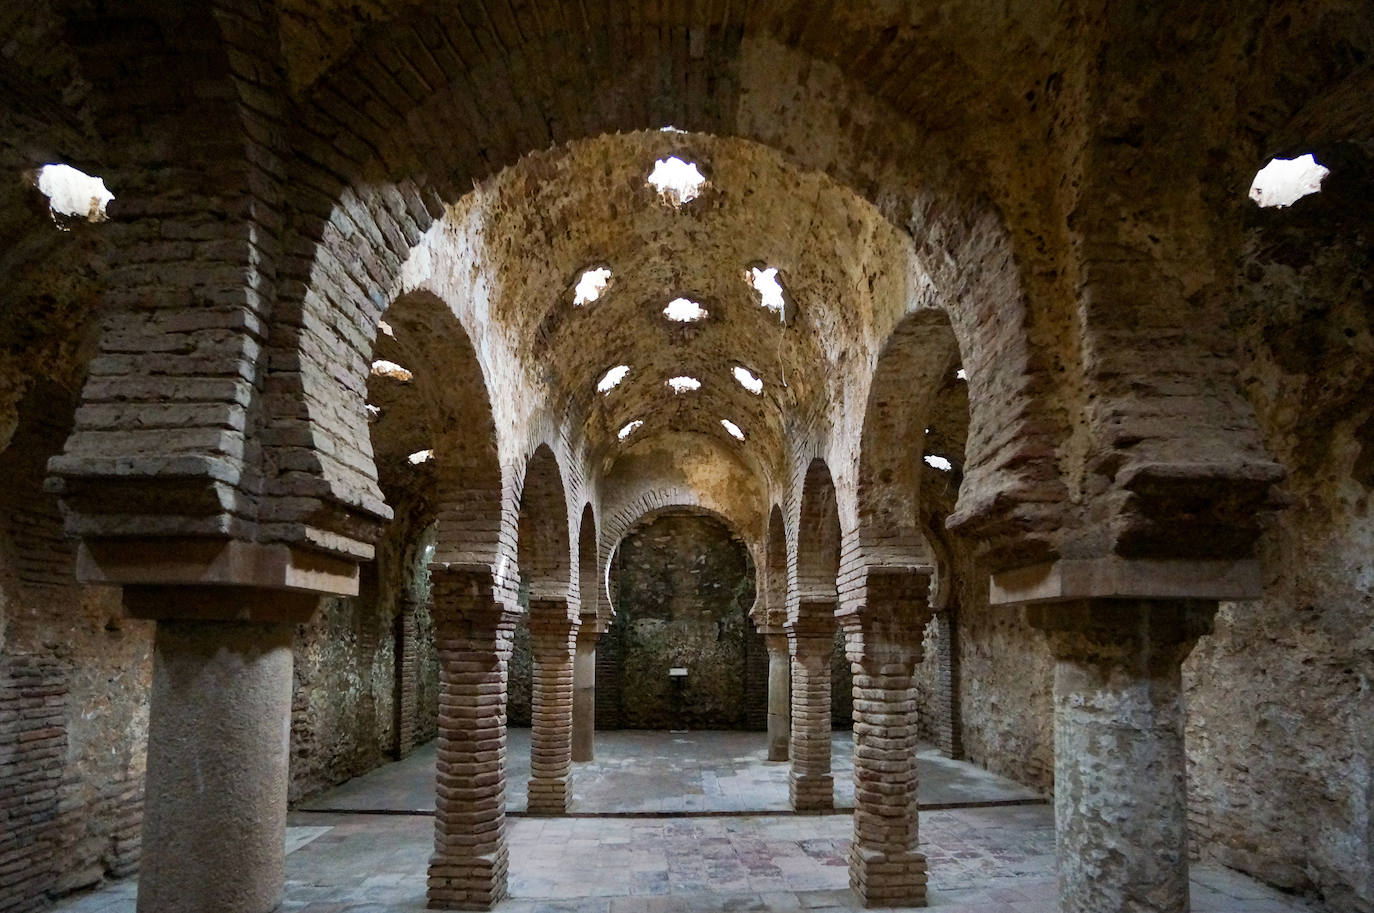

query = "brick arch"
[517,444,573,602]
[846,309,962,612]
[761,504,788,629]
[601,500,759,621]
[793,458,841,613]
[576,503,598,620]
[262,23,1064,576]
[377,290,508,587]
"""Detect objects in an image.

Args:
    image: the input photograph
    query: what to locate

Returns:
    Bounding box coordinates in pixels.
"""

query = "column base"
[849,846,928,908]
[427,848,509,910]
[789,772,834,811]
[527,774,572,814]
[767,739,789,762]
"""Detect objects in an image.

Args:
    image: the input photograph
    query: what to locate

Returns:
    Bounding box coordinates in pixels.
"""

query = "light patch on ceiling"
[660,125,687,133]
[597,365,630,393]
[667,376,701,394]
[408,449,434,465]
[924,454,953,472]
[618,420,644,440]
[732,365,763,394]
[956,368,967,381]
[663,297,708,322]
[574,266,613,305]
[371,359,413,382]
[748,266,786,318]
[377,320,395,338]
[647,156,707,206]
[365,403,381,421]
[35,163,113,225]
[721,419,745,441]
[1249,154,1329,208]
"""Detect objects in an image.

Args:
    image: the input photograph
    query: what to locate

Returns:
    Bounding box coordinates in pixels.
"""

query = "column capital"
[430,567,520,633]
[78,537,361,597]
[1027,598,1217,668]
[990,557,1261,606]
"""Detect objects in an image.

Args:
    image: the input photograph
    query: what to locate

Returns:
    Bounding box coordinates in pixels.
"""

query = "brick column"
[571,621,602,762]
[787,608,835,811]
[840,567,936,908]
[527,603,577,814]
[428,570,519,910]
[120,586,318,913]
[1027,599,1216,913]
[393,592,421,758]
[929,610,963,760]
[762,629,791,761]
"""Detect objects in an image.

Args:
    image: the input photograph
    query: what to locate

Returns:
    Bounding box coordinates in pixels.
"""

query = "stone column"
[428,570,519,910]
[1026,598,1216,913]
[840,568,936,908]
[763,630,791,761]
[527,604,578,814]
[571,622,601,762]
[787,610,835,811]
[394,592,421,758]
[122,586,317,913]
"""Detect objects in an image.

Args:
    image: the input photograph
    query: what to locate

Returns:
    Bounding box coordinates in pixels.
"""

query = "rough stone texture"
[1029,600,1215,913]
[608,513,756,730]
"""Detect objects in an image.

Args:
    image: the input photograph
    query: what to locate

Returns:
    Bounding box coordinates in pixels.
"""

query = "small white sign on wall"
[668,667,688,677]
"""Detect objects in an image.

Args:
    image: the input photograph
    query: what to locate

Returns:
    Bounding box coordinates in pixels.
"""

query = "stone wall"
[1182,151,1374,913]
[0,384,153,909]
[602,513,757,730]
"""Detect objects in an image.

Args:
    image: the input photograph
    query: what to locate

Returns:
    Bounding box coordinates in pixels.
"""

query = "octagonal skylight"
[664,297,708,322]
[35,163,113,225]
[648,157,707,206]
[618,420,644,440]
[371,359,413,382]
[1249,154,1329,209]
[667,376,701,394]
[924,454,953,472]
[732,366,763,394]
[721,419,745,441]
[748,266,786,319]
[598,365,630,394]
[408,449,434,465]
[574,266,613,305]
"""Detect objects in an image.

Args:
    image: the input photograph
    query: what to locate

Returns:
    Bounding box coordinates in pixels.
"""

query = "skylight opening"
[366,403,381,421]
[378,320,395,338]
[1249,153,1329,208]
[35,163,113,226]
[748,266,786,319]
[924,454,953,472]
[618,420,644,441]
[647,157,707,206]
[574,266,613,306]
[408,449,434,465]
[732,366,763,395]
[721,419,745,441]
[667,376,701,394]
[663,297,708,322]
[371,359,413,382]
[956,368,968,381]
[598,365,630,394]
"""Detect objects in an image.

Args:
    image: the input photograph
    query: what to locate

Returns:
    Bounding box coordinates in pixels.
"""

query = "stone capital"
[123,584,323,624]
[1026,598,1217,670]
[989,556,1261,606]
[80,537,360,597]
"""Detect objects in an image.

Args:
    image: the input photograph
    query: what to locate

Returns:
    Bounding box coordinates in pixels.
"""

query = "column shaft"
[137,619,295,913]
[1028,599,1215,913]
[788,623,834,810]
[764,632,791,762]
[571,626,599,762]
[394,594,421,758]
[842,568,935,909]
[527,605,577,814]
[428,572,518,910]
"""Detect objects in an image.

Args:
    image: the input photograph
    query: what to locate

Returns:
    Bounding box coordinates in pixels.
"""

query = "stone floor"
[301,729,1043,815]
[54,730,1317,913]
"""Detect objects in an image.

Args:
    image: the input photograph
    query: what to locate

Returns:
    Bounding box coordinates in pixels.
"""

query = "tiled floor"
[53,731,1316,912]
